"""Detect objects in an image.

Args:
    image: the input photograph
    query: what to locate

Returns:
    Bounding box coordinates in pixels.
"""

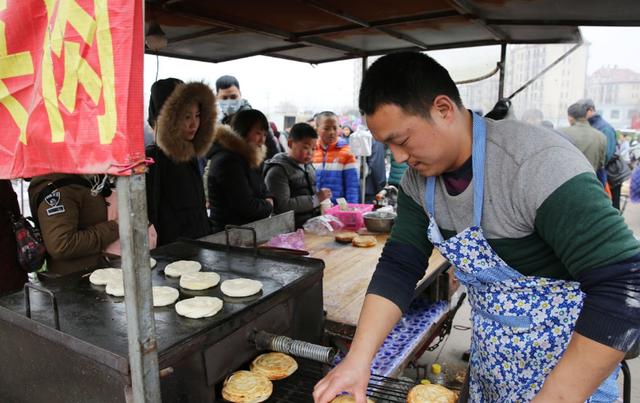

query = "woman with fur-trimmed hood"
[146,78,215,246]
[207,109,274,233]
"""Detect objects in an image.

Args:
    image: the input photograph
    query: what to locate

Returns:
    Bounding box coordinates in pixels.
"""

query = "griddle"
[0,239,325,402]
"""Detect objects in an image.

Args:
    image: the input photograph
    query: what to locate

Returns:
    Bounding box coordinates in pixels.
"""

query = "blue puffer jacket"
[589,114,617,162]
[312,139,360,203]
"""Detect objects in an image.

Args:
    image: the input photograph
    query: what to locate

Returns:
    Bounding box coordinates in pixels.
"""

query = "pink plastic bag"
[265,229,306,251]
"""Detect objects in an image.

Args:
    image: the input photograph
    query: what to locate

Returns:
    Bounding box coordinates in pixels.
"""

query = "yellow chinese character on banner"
[0,0,35,145]
[42,0,117,144]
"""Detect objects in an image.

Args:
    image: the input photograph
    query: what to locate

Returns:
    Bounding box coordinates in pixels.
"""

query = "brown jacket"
[28,174,119,276]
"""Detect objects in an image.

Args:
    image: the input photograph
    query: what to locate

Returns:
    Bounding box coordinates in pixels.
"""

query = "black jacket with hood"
[146,82,215,246]
[263,152,319,228]
[207,125,273,233]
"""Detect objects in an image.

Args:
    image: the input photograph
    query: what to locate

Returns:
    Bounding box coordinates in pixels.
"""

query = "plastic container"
[427,363,445,385]
[325,203,374,230]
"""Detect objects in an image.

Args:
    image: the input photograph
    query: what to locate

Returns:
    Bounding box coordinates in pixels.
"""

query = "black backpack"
[10,177,94,272]
[606,154,631,188]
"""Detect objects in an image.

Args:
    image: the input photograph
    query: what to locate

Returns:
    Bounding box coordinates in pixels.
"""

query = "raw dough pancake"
[89,268,122,285]
[164,260,201,278]
[335,231,358,244]
[222,370,272,403]
[220,278,263,297]
[330,395,375,403]
[250,352,298,380]
[175,296,223,319]
[179,271,220,290]
[105,280,125,297]
[352,235,377,248]
[150,257,157,268]
[406,384,456,403]
[152,286,179,307]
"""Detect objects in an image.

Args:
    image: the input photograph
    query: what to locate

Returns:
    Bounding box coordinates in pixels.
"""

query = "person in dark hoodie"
[207,109,274,233]
[146,78,216,246]
[264,123,332,228]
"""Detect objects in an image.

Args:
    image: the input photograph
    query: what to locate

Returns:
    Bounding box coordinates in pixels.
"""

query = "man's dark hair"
[231,109,269,138]
[289,123,318,141]
[215,75,240,92]
[359,52,463,118]
[577,98,596,112]
[315,111,338,126]
[568,102,588,120]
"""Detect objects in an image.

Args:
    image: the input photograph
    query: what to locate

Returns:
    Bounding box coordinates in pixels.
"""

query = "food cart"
[1,1,639,401]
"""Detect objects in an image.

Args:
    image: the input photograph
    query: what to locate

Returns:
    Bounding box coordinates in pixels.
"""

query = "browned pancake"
[335,231,358,243]
[250,352,298,380]
[221,370,272,402]
[352,235,377,248]
[406,384,456,403]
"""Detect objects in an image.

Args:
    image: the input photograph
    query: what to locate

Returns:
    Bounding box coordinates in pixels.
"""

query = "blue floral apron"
[424,113,619,402]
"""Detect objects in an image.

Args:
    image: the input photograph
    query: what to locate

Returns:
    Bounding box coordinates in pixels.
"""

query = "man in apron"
[313,52,640,402]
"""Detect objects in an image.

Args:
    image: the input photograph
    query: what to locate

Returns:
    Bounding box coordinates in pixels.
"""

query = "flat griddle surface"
[0,240,322,362]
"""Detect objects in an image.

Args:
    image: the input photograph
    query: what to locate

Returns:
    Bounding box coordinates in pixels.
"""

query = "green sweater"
[391,117,639,279]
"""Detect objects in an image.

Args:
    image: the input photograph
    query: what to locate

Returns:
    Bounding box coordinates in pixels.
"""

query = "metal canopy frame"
[143,0,640,66]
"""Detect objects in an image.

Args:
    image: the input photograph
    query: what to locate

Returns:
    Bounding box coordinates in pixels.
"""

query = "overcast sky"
[143,27,640,117]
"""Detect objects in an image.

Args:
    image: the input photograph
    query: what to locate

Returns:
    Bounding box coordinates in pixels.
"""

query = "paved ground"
[405,195,640,401]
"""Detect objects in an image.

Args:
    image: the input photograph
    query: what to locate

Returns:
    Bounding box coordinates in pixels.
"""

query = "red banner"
[0,0,143,178]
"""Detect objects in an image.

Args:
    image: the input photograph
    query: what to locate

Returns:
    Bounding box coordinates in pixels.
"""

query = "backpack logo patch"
[44,190,60,207]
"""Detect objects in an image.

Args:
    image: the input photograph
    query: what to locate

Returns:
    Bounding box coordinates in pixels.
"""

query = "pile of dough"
[179,271,220,290]
[335,232,358,244]
[105,280,125,297]
[250,352,298,380]
[164,260,201,278]
[406,384,456,403]
[222,370,272,403]
[150,257,157,268]
[330,395,375,403]
[89,268,122,285]
[152,286,179,307]
[352,235,377,248]
[175,296,223,319]
[220,278,263,297]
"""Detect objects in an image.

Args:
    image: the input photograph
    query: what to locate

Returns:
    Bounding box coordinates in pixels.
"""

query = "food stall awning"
[144,0,640,64]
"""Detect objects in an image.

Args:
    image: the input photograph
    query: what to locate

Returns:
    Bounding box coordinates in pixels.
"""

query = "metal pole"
[498,43,507,99]
[360,56,368,203]
[117,174,161,402]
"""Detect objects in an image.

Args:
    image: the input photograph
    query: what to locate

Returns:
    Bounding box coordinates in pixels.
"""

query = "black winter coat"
[263,153,319,228]
[207,126,273,233]
[145,82,216,246]
[146,146,211,246]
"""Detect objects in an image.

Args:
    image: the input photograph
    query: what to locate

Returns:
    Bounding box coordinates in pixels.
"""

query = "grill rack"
[222,359,415,402]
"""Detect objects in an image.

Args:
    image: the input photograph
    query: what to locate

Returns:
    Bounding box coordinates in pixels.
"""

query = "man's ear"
[287,139,293,149]
[432,95,457,122]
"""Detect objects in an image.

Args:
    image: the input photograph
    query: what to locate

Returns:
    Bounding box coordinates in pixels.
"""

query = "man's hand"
[313,295,403,402]
[316,188,332,202]
[313,354,370,403]
[266,197,274,206]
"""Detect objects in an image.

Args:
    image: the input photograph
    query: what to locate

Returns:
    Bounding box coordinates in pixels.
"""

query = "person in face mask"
[215,75,252,123]
[214,75,281,160]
